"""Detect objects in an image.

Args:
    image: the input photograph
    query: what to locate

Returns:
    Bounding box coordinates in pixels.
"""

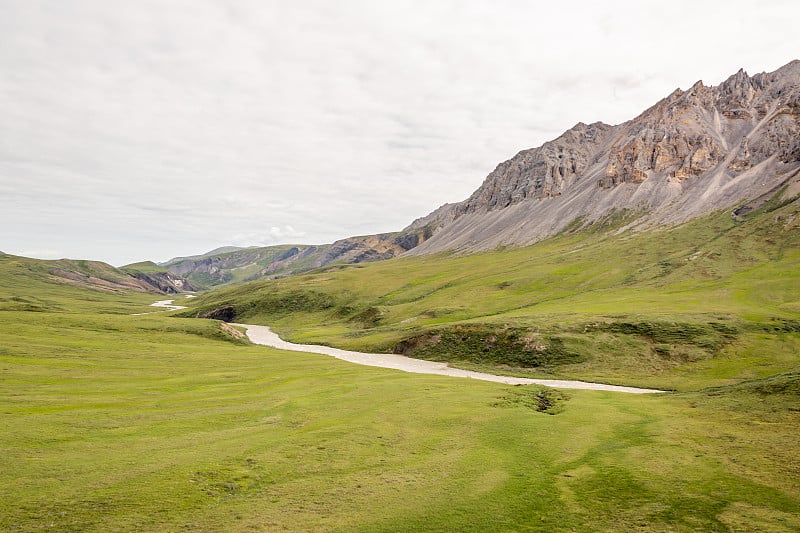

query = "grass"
[1,195,798,530]
[182,197,800,391]
[1,307,799,531]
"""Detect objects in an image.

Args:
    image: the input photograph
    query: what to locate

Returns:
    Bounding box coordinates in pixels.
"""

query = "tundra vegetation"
[187,199,800,392]
[1,198,799,531]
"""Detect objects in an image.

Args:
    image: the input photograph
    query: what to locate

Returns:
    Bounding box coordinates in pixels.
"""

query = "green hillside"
[2,251,799,530]
[0,254,166,313]
[182,195,800,391]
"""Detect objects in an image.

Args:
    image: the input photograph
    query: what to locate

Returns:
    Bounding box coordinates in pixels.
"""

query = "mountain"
[405,60,800,254]
[155,61,799,288]
[161,230,427,289]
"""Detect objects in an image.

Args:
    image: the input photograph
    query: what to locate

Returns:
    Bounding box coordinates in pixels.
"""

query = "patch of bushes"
[348,306,382,327]
[756,318,800,333]
[393,325,583,368]
[494,385,569,414]
[421,307,461,318]
[597,320,739,352]
[0,300,50,312]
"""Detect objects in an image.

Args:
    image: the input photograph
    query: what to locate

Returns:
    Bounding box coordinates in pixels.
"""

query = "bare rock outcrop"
[460,121,614,211]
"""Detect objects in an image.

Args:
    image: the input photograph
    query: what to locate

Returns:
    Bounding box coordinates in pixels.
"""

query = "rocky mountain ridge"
[405,60,800,254]
[161,230,428,289]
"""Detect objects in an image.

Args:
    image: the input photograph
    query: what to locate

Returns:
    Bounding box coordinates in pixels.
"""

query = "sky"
[2,0,799,266]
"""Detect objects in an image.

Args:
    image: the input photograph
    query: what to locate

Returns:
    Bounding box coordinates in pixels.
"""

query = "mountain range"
[157,230,428,289]
[11,61,798,293]
[156,60,799,288]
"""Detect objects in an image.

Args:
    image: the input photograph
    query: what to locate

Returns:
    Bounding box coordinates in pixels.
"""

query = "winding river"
[234,323,665,393]
[147,300,664,393]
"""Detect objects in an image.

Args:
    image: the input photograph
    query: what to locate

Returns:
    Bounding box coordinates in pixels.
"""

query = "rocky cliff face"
[127,271,197,294]
[407,60,800,254]
[464,121,615,209]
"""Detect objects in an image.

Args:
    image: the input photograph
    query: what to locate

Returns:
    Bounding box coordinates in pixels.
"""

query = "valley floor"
[1,304,798,531]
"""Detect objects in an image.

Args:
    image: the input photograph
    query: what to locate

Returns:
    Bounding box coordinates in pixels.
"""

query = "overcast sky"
[2,0,799,265]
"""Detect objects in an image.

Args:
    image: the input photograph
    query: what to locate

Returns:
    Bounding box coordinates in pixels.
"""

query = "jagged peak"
[574,120,612,129]
[747,60,800,90]
[767,59,800,88]
[687,79,706,92]
[721,67,751,86]
[570,121,608,130]
[553,120,612,143]
[773,59,800,75]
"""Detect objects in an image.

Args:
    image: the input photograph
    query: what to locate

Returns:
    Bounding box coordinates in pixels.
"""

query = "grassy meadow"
[2,195,799,531]
[2,308,799,531]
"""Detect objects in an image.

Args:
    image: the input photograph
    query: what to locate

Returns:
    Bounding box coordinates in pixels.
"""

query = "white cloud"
[230,226,307,248]
[1,0,799,265]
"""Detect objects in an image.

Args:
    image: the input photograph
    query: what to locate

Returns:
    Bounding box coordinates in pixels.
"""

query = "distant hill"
[119,261,198,293]
[160,230,429,289]
[157,61,800,288]
[0,254,192,297]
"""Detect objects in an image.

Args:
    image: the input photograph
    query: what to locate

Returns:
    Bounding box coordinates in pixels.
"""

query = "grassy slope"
[2,307,799,531]
[0,254,161,313]
[183,197,800,391]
